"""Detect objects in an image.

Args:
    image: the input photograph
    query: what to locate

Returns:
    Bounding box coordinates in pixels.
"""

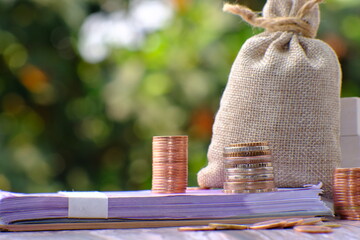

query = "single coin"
[224,155,273,161]
[340,216,360,221]
[282,218,304,228]
[224,150,272,157]
[224,181,275,190]
[225,159,273,166]
[228,142,269,147]
[243,188,277,193]
[321,223,341,228]
[293,225,333,234]
[224,145,270,153]
[296,217,322,225]
[178,226,216,231]
[186,187,203,190]
[225,178,275,183]
[225,162,273,169]
[334,206,360,210]
[335,167,360,172]
[226,166,274,173]
[223,188,277,194]
[153,135,188,139]
[226,174,274,182]
[249,219,287,229]
[208,223,248,230]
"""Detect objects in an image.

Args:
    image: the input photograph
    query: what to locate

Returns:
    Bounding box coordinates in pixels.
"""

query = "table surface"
[0,220,359,240]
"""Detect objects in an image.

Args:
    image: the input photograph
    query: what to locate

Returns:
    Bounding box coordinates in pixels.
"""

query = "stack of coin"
[333,168,360,220]
[223,142,277,193]
[152,135,188,194]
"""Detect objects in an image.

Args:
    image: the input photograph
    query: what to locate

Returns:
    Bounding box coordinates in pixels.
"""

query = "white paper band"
[60,191,108,218]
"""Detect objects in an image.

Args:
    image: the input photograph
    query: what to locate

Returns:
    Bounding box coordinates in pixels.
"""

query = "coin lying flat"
[282,218,304,228]
[321,223,341,228]
[208,223,248,230]
[249,219,287,229]
[293,225,333,234]
[296,217,322,225]
[178,226,216,231]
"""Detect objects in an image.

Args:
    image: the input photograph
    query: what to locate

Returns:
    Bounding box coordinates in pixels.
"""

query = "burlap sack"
[197,0,341,197]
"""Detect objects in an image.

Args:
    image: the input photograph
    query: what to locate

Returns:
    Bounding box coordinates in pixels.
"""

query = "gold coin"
[293,225,333,234]
[224,150,272,157]
[208,223,248,230]
[282,218,304,228]
[224,181,275,190]
[178,226,216,231]
[249,219,287,229]
[321,223,341,228]
[296,217,322,226]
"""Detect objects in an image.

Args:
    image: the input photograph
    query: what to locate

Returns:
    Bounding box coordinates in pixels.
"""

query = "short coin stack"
[152,135,188,194]
[333,168,360,220]
[223,142,277,193]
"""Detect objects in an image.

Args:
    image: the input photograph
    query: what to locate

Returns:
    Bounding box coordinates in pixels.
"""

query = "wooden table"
[0,220,359,240]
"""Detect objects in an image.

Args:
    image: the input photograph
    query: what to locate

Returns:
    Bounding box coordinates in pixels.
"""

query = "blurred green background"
[0,0,358,193]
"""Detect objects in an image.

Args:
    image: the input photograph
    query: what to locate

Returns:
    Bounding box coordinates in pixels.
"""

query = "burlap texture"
[197,0,341,197]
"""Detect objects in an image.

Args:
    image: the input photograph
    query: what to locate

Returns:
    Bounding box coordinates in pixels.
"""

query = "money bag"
[197,0,341,198]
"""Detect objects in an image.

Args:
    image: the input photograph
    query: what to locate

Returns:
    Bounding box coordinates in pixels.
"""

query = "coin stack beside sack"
[223,142,277,193]
[333,168,360,220]
[152,135,188,194]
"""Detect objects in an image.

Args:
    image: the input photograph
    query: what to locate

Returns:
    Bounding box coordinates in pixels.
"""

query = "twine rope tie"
[223,0,323,38]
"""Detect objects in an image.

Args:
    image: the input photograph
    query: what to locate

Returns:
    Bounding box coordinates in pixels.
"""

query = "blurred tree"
[0,0,359,193]
[320,0,360,97]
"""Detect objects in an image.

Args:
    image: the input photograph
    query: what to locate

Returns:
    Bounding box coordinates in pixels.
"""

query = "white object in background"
[341,97,360,136]
[340,136,360,168]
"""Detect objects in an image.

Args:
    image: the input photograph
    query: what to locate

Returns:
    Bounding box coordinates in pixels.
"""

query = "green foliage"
[0,0,359,193]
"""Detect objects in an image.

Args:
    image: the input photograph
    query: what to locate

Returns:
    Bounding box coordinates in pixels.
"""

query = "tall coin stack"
[333,168,360,220]
[223,142,277,193]
[152,136,188,194]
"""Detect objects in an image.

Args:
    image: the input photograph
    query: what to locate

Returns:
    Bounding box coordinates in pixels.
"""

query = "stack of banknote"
[0,184,331,225]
